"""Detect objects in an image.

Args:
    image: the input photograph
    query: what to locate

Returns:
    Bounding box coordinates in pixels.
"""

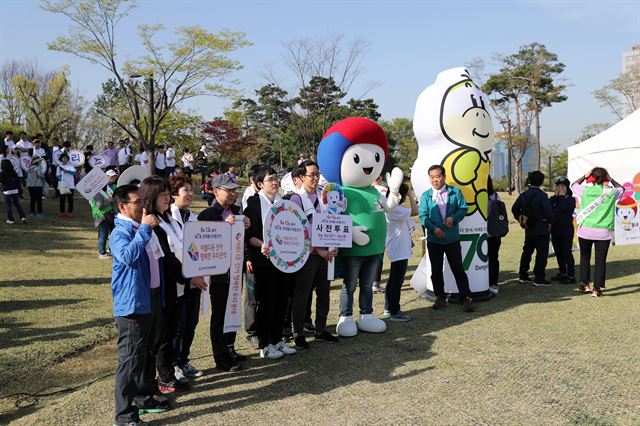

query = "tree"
[0,61,35,126]
[592,65,640,119]
[379,118,416,175]
[541,144,567,186]
[346,98,381,121]
[12,66,84,141]
[498,43,568,170]
[42,0,250,171]
[202,118,246,172]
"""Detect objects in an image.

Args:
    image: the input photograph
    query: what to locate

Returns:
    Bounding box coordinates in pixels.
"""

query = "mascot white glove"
[352,226,370,246]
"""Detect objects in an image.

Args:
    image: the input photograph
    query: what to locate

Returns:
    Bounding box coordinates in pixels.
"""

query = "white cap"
[106,169,117,177]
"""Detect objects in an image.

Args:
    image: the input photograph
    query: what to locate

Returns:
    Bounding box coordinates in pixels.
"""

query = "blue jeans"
[98,220,111,255]
[339,254,380,316]
[4,193,25,222]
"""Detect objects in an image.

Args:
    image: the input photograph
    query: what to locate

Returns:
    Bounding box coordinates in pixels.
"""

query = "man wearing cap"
[197,174,250,372]
[92,169,119,259]
[549,178,576,284]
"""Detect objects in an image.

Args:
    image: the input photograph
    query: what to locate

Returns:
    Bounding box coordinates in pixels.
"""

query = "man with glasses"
[198,174,250,372]
[288,160,339,349]
[110,185,169,426]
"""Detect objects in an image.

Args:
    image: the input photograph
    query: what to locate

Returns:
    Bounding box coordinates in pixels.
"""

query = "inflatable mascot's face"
[317,117,388,189]
[616,196,638,230]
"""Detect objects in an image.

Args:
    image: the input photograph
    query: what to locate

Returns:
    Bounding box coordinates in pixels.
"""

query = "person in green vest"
[317,117,403,337]
[571,167,624,297]
[91,169,118,259]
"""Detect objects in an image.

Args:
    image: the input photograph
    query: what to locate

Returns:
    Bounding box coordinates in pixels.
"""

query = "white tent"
[567,109,640,183]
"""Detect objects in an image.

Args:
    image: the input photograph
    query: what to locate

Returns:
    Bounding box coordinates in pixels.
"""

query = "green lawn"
[1,192,639,425]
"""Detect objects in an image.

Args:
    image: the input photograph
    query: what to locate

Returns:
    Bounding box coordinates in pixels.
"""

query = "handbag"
[59,179,71,195]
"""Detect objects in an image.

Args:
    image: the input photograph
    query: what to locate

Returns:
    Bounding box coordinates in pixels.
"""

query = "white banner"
[410,67,494,297]
[182,221,231,278]
[76,167,109,201]
[311,212,353,248]
[223,216,245,333]
[614,186,640,245]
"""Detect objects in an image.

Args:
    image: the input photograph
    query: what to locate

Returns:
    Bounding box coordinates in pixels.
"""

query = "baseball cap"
[106,169,118,177]
[212,174,239,190]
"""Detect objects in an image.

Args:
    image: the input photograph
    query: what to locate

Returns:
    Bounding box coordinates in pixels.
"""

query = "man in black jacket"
[512,171,555,286]
[198,174,250,372]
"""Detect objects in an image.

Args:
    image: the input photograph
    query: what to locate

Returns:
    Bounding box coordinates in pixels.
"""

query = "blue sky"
[1,0,638,148]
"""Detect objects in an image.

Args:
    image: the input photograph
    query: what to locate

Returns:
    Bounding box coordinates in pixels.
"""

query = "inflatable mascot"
[411,67,495,299]
[318,117,403,336]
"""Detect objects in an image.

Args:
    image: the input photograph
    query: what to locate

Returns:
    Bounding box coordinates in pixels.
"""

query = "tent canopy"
[567,109,640,183]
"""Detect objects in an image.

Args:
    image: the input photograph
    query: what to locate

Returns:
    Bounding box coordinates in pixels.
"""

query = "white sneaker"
[489,286,499,295]
[260,344,284,359]
[174,365,189,383]
[181,362,203,377]
[274,341,296,355]
[6,220,14,224]
[98,253,112,260]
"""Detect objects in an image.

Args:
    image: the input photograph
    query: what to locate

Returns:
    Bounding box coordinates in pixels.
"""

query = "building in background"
[622,44,640,116]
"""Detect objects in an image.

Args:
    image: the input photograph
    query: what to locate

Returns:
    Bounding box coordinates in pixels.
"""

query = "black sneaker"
[314,330,338,343]
[432,296,447,309]
[550,273,567,282]
[561,276,576,284]
[228,347,247,362]
[157,379,188,394]
[533,278,552,287]
[215,355,241,372]
[294,336,309,349]
[462,296,475,312]
[113,420,148,426]
[134,395,170,414]
[303,322,316,334]
[518,276,533,284]
[282,327,294,341]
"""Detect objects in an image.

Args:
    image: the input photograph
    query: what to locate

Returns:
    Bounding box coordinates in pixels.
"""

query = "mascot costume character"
[318,117,403,337]
[411,67,495,300]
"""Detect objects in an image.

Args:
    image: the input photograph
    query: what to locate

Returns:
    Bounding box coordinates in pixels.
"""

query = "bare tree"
[592,65,640,119]
[0,60,40,126]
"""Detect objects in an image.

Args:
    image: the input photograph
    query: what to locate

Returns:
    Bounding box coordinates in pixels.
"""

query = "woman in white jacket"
[383,182,418,322]
[169,175,207,381]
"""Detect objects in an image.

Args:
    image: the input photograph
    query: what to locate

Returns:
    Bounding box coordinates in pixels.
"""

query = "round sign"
[53,150,64,166]
[88,153,109,169]
[6,155,20,173]
[263,200,311,273]
[20,155,32,172]
[68,149,85,168]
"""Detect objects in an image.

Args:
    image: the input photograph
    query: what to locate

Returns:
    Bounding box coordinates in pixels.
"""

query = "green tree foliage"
[379,118,416,175]
[592,65,640,119]
[12,66,84,141]
[42,0,250,171]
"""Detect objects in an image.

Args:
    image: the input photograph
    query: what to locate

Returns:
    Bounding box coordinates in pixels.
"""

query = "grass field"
[1,192,639,425]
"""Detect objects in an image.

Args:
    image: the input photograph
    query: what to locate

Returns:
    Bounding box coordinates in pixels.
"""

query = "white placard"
[20,155,32,172]
[69,149,85,168]
[88,153,109,169]
[53,150,63,166]
[182,221,231,278]
[6,155,20,173]
[311,212,353,248]
[223,217,245,333]
[76,167,109,201]
[263,200,311,273]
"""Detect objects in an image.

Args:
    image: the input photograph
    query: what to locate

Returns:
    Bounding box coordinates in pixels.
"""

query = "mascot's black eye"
[375,152,380,162]
[353,154,360,164]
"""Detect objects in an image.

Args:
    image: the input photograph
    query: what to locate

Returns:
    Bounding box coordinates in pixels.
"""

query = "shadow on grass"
[153,274,580,424]
[0,277,109,288]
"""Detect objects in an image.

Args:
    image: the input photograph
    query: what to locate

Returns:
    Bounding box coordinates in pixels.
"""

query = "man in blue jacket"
[110,185,168,426]
[418,165,474,312]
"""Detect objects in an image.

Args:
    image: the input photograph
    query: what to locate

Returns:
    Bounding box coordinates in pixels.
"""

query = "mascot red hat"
[616,195,638,214]
[317,117,388,184]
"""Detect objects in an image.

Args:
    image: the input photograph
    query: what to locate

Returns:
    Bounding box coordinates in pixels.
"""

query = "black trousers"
[427,241,471,299]
[142,289,163,392]
[487,236,502,287]
[552,233,575,277]
[253,264,290,349]
[292,254,330,336]
[384,259,408,315]
[518,233,549,281]
[244,271,258,337]
[59,189,74,213]
[174,287,201,367]
[209,276,237,363]
[28,186,43,213]
[114,313,152,424]
[579,238,611,290]
[155,295,180,382]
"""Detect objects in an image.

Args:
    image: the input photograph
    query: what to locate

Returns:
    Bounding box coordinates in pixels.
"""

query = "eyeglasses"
[305,173,320,179]
[264,177,279,183]
[121,200,143,205]
[218,187,237,194]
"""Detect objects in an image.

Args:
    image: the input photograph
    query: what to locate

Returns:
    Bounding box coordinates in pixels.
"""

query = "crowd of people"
[1,131,627,426]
